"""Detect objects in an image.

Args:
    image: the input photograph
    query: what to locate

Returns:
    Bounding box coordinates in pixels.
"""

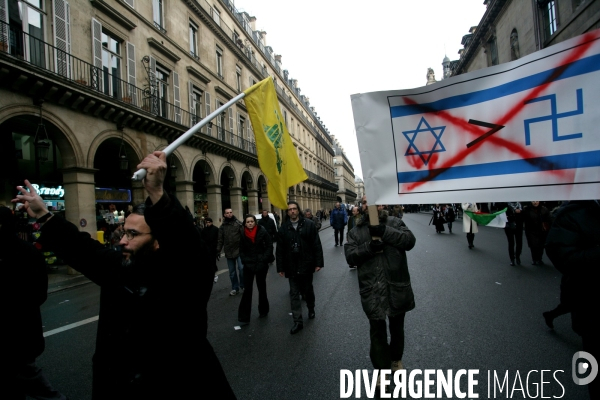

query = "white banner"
[351,29,600,204]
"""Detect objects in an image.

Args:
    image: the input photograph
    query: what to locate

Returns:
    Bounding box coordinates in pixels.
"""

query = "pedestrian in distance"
[345,195,416,390]
[238,215,273,323]
[503,202,524,266]
[0,207,68,400]
[276,201,324,334]
[217,208,245,296]
[304,208,322,231]
[330,201,348,247]
[523,201,551,265]
[12,151,236,399]
[462,202,479,249]
[257,209,278,243]
[444,204,455,233]
[430,204,445,233]
[545,200,599,400]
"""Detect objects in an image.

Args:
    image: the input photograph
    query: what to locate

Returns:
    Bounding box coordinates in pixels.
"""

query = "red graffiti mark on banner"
[400,30,599,192]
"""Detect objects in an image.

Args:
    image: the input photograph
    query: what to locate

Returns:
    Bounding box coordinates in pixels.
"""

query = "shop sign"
[32,184,64,198]
[95,187,132,203]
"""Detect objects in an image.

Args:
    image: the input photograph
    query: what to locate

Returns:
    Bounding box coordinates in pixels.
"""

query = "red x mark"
[401,30,600,192]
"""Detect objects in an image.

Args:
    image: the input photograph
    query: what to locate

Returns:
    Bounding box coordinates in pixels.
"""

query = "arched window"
[510,29,520,61]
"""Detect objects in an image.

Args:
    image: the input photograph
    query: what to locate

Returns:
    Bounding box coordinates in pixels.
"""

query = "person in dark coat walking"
[257,209,278,242]
[430,204,445,233]
[523,201,551,265]
[201,217,220,282]
[238,215,273,323]
[545,200,599,400]
[277,201,324,334]
[503,202,524,265]
[1,207,67,400]
[345,196,416,385]
[12,152,236,399]
[444,204,455,233]
[304,208,322,231]
[330,202,348,246]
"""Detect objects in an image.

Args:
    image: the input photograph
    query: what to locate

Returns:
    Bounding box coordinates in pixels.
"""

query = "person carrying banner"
[523,201,551,265]
[345,195,416,389]
[462,202,479,249]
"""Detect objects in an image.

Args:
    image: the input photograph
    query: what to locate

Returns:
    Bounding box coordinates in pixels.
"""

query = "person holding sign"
[345,195,416,389]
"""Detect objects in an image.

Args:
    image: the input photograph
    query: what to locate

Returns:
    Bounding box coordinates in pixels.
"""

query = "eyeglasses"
[119,229,152,241]
[287,207,298,211]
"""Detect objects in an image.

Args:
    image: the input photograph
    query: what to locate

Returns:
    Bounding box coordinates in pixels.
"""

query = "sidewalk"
[47,219,333,294]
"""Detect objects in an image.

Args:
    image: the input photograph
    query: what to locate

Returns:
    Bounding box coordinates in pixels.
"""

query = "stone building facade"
[0,0,338,237]
[451,0,600,76]
[331,135,357,206]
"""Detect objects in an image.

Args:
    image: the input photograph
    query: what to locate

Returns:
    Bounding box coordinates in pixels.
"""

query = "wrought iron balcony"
[0,19,256,157]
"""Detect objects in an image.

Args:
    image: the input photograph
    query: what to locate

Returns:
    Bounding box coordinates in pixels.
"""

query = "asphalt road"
[34,212,590,399]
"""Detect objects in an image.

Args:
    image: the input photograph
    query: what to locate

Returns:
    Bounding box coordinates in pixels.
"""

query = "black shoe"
[516,257,521,265]
[348,265,357,269]
[259,313,268,318]
[290,323,303,334]
[532,261,538,265]
[335,243,338,247]
[510,260,515,266]
[542,311,554,329]
[238,319,250,325]
[308,309,315,319]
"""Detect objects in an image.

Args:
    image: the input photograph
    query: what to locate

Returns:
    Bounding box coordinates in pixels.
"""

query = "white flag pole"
[132,92,247,181]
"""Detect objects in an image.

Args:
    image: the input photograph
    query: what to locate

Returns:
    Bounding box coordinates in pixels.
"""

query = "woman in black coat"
[431,204,445,233]
[238,214,273,323]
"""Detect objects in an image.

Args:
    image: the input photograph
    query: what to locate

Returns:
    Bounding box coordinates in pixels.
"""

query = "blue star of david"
[402,117,446,165]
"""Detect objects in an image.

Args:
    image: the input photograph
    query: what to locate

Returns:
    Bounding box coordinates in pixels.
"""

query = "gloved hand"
[369,239,385,253]
[368,224,386,238]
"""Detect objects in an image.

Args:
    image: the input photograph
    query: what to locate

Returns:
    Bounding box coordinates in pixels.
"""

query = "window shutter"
[126,42,136,105]
[215,99,221,132]
[188,81,195,127]
[53,0,71,78]
[91,18,103,90]
[149,55,157,114]
[0,0,8,45]
[237,112,241,136]
[228,107,233,133]
[173,71,181,124]
[205,92,211,135]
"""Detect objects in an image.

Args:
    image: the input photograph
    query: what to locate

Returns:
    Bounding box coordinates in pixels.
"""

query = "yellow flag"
[244,77,308,210]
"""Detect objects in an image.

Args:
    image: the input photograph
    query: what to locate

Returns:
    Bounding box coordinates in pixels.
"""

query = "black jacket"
[545,200,600,336]
[239,225,273,273]
[345,213,416,319]
[276,217,324,276]
[201,224,220,272]
[257,215,277,241]
[1,227,47,363]
[39,195,234,399]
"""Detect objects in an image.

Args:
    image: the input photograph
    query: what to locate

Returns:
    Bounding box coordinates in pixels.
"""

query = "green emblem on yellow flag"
[244,77,307,210]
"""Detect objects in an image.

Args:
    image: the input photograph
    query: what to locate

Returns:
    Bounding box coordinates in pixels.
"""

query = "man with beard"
[12,152,236,399]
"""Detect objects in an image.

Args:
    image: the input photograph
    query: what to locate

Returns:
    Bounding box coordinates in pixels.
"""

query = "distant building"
[331,135,357,205]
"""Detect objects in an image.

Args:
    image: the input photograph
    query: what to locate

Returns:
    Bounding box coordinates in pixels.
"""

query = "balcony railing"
[0,19,256,156]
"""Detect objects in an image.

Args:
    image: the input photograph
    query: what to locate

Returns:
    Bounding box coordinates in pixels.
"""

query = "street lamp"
[169,157,177,178]
[228,174,234,188]
[34,103,51,162]
[246,178,252,190]
[118,131,129,171]
[204,164,210,184]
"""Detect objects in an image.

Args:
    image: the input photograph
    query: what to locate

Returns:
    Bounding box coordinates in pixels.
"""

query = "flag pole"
[132,92,247,181]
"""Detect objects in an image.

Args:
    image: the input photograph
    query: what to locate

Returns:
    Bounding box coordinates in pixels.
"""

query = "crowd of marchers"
[2,156,597,400]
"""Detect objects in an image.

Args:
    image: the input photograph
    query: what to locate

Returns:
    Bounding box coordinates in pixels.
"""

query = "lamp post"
[246,178,252,190]
[228,174,234,188]
[34,103,51,162]
[118,131,129,171]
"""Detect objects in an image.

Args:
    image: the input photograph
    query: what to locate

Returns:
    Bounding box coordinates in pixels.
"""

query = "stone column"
[62,167,97,275]
[261,190,271,213]
[247,189,260,215]
[131,181,145,205]
[206,184,222,227]
[175,180,195,210]
[229,187,244,221]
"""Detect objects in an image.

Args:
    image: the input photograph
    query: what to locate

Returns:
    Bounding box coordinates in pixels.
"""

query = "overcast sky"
[235,0,487,179]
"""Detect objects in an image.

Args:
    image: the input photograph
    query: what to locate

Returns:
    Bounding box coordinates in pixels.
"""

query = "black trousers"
[369,314,406,370]
[238,267,269,322]
[289,274,315,323]
[504,227,523,260]
[6,359,67,400]
[530,245,545,262]
[334,227,345,245]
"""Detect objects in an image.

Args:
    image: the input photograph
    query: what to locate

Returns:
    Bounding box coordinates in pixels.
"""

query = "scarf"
[244,226,257,243]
